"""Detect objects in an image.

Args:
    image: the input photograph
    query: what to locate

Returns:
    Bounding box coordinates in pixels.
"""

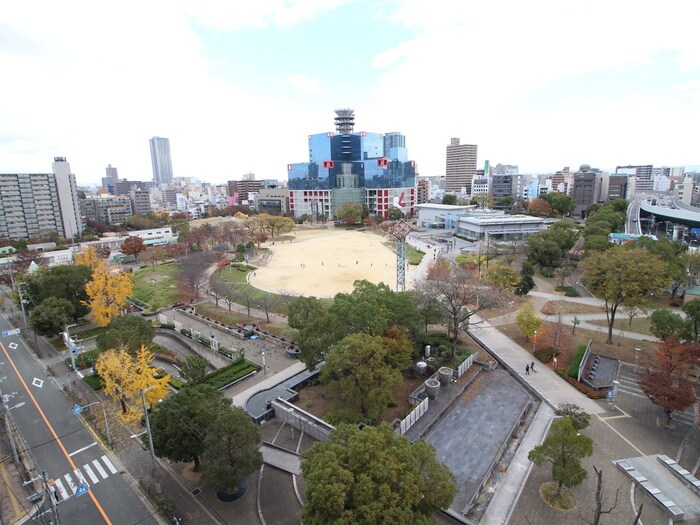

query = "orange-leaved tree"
[83,264,133,327]
[96,346,170,423]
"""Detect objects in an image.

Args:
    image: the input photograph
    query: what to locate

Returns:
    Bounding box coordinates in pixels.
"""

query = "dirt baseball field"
[249,228,401,298]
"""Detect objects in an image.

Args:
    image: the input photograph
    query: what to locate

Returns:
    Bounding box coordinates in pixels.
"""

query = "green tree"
[528,417,593,496]
[649,309,686,342]
[515,303,541,340]
[287,296,325,330]
[554,404,591,431]
[335,203,363,225]
[543,193,575,217]
[29,297,74,337]
[297,313,348,368]
[322,333,404,422]
[442,194,457,205]
[301,423,456,525]
[387,206,405,220]
[201,406,262,492]
[96,315,155,355]
[582,247,668,344]
[329,280,422,337]
[497,195,515,209]
[150,384,228,471]
[180,355,209,384]
[681,299,700,342]
[608,199,628,214]
[583,235,611,253]
[26,264,92,319]
[484,263,519,291]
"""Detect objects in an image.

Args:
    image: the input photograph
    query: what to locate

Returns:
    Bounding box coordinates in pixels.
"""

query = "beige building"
[445,138,477,194]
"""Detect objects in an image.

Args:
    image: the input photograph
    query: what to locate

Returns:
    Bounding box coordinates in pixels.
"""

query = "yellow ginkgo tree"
[95,345,170,423]
[83,264,133,327]
[74,246,107,272]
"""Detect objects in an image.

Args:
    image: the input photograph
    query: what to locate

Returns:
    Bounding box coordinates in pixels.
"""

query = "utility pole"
[16,282,29,332]
[140,386,156,461]
[42,471,61,525]
[63,324,77,372]
[0,386,21,466]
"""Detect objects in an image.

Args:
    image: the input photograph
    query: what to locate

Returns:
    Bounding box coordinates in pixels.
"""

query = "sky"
[1,1,700,186]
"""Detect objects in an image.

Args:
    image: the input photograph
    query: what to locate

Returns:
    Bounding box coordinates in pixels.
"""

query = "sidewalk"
[470,314,605,415]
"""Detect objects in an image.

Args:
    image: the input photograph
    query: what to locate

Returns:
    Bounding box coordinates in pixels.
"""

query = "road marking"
[0,341,112,524]
[596,414,645,456]
[31,378,43,388]
[74,468,89,487]
[64,473,77,494]
[69,442,97,457]
[53,479,70,500]
[101,455,118,475]
[8,343,17,349]
[92,459,109,479]
[83,464,100,484]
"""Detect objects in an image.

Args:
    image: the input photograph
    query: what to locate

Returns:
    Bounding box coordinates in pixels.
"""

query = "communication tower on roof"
[334,109,355,134]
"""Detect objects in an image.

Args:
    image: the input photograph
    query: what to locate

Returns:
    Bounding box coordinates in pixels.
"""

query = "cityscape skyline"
[1,2,700,185]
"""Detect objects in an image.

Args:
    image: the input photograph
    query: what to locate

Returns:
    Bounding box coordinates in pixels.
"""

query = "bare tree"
[416,258,501,354]
[180,252,215,300]
[579,466,620,525]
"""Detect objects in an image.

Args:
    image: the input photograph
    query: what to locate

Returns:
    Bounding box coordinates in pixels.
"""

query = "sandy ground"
[250,229,399,298]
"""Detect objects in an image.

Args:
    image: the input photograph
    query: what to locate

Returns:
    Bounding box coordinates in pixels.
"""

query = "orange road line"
[0,341,112,525]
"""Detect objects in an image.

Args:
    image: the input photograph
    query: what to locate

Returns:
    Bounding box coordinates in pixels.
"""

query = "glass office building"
[287,110,416,219]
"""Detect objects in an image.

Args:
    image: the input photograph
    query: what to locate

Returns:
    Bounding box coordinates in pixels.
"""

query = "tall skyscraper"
[0,157,82,240]
[149,137,173,185]
[445,138,477,194]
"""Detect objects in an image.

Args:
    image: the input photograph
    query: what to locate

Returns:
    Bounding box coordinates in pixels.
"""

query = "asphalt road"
[0,313,159,525]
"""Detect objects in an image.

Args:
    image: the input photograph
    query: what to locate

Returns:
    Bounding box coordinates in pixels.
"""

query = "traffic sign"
[2,328,21,337]
[75,484,88,497]
[70,344,78,356]
[605,390,613,399]
[72,404,84,415]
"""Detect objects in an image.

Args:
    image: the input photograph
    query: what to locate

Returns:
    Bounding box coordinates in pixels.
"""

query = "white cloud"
[289,74,324,94]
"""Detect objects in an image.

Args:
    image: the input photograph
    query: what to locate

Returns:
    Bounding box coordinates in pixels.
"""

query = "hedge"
[534,349,553,363]
[568,344,588,378]
[203,358,260,390]
[83,374,104,390]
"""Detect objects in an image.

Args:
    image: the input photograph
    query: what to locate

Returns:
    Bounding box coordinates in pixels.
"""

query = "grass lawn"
[586,316,654,337]
[383,240,425,265]
[132,263,187,309]
[217,265,303,316]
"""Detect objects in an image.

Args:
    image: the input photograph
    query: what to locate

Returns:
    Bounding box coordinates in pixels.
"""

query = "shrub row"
[534,349,553,363]
[203,358,260,390]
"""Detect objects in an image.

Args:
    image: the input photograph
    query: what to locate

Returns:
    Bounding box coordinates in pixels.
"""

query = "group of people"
[525,361,536,375]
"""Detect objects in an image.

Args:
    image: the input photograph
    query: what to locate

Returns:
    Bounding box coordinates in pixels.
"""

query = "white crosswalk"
[52,455,119,501]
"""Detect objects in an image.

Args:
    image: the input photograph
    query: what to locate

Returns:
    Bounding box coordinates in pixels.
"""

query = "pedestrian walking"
[531,360,536,372]
[552,356,558,369]
[525,364,530,375]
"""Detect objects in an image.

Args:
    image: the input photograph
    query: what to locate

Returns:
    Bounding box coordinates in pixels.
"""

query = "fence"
[577,339,593,382]
[456,353,476,378]
[271,398,335,442]
[396,397,429,435]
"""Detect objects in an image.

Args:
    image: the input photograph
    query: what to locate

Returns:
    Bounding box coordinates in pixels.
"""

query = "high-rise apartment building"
[149,137,173,185]
[616,165,653,194]
[445,138,477,194]
[571,164,602,218]
[287,109,416,219]
[0,157,83,240]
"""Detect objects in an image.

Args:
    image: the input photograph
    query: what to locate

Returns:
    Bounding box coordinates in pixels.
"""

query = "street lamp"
[140,385,156,461]
[532,330,537,354]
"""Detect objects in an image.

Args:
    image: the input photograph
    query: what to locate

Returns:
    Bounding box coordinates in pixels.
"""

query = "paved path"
[470,314,605,415]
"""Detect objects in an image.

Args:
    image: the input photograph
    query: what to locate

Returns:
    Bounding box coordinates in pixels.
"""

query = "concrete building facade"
[445,138,477,194]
